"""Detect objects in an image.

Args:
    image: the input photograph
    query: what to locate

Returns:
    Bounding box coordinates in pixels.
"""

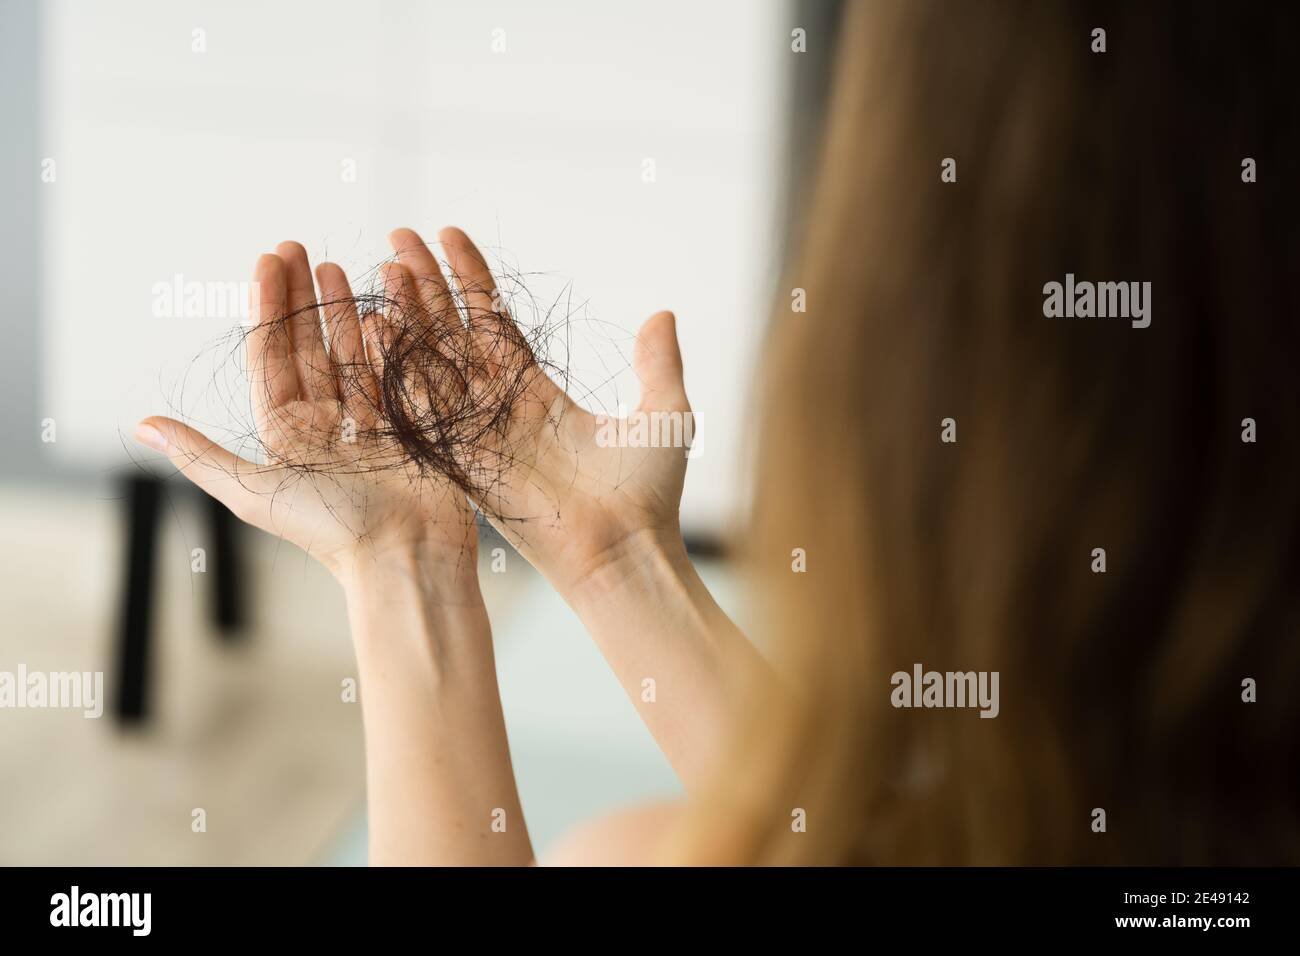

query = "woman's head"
[687,0,1299,864]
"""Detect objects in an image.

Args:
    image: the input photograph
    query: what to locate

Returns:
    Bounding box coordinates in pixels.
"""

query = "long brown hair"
[680,0,1299,865]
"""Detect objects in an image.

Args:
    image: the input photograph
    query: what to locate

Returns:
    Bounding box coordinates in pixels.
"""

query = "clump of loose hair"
[166,250,633,534]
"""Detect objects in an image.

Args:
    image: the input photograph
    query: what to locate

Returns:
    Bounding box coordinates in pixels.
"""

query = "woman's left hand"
[134,242,478,582]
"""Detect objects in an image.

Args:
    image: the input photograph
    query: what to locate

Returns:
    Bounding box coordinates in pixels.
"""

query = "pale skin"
[136,228,769,865]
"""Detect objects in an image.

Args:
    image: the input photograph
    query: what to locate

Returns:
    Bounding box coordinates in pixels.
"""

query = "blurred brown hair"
[680,0,1300,864]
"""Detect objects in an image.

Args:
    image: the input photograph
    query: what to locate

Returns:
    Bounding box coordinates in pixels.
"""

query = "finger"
[437,226,497,314]
[246,253,295,434]
[134,417,277,529]
[437,226,517,371]
[360,307,424,424]
[314,262,375,411]
[379,260,419,319]
[633,310,690,413]
[375,262,468,418]
[359,307,392,408]
[276,240,336,401]
[387,227,459,338]
[363,265,413,415]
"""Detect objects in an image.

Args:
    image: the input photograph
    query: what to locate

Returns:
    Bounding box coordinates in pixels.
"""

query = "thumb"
[633,310,689,413]
[134,417,274,527]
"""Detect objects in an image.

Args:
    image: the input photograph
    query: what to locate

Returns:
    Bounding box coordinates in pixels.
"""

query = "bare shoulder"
[542,800,685,866]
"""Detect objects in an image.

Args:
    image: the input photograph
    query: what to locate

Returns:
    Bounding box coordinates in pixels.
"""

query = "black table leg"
[115,474,161,724]
[207,493,246,638]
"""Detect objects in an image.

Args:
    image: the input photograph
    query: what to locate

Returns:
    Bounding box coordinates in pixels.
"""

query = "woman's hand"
[386,226,694,598]
[134,242,478,583]
[378,227,767,791]
[135,242,534,864]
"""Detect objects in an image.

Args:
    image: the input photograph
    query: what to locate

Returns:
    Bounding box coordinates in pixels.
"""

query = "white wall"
[41,0,783,533]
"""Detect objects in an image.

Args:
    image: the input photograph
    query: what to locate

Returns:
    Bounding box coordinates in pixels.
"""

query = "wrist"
[332,541,484,610]
[565,525,694,616]
[338,544,492,682]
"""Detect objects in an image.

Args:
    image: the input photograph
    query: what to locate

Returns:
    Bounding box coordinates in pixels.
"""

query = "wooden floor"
[0,479,725,865]
[0,482,529,865]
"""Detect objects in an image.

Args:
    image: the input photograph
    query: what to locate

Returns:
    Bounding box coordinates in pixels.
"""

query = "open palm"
[137,243,477,573]
[387,227,693,591]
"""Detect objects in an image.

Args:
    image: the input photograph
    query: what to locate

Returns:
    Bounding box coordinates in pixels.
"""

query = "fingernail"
[134,423,170,454]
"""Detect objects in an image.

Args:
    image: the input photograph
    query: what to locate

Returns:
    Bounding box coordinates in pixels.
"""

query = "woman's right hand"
[386,226,696,599]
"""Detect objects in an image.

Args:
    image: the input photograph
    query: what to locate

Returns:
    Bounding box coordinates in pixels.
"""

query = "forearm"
[565,529,772,791]
[337,550,532,866]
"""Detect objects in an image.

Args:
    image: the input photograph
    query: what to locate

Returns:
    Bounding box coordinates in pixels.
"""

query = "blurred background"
[0,0,841,863]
